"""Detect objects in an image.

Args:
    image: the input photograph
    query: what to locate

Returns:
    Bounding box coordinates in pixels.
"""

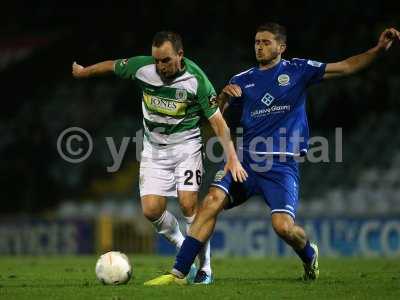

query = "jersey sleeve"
[197,74,219,119]
[294,58,326,86]
[228,75,238,85]
[222,76,243,129]
[114,56,153,79]
[224,98,243,131]
[228,75,243,90]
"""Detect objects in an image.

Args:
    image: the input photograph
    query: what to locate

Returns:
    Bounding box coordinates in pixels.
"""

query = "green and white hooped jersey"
[114,56,219,146]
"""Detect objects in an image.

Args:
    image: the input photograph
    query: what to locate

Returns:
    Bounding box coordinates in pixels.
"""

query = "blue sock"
[294,241,315,264]
[173,236,203,276]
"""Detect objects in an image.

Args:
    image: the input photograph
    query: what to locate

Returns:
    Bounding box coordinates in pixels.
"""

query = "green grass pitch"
[0,255,399,299]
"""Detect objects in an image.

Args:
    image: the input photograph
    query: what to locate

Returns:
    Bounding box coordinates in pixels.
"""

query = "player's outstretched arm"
[208,110,248,183]
[324,27,400,79]
[72,60,115,78]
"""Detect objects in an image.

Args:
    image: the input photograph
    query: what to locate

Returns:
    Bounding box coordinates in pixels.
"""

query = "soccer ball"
[95,251,132,285]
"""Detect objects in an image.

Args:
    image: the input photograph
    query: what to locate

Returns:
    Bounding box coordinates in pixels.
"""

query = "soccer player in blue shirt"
[145,23,400,285]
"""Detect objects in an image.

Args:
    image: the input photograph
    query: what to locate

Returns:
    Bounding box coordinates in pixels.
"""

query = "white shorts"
[139,138,203,197]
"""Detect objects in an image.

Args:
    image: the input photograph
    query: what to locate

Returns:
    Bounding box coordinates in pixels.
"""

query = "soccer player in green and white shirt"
[72,31,247,284]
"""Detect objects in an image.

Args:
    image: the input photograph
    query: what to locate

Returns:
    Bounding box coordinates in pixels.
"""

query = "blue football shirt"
[228,58,326,155]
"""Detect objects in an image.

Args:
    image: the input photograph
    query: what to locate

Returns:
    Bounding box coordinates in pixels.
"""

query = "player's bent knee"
[142,206,164,222]
[272,218,293,239]
[178,191,197,217]
[200,190,226,216]
[272,213,295,233]
[273,224,291,239]
[179,201,197,217]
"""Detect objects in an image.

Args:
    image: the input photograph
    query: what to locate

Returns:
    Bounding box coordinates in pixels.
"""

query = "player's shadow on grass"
[4,282,95,289]
[220,277,303,284]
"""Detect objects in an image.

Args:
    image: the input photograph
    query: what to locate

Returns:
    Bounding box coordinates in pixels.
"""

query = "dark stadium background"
[0,0,399,257]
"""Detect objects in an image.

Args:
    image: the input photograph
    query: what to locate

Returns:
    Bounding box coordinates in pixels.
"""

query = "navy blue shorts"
[210,154,299,219]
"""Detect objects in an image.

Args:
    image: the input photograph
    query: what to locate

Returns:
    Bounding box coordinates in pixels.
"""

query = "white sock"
[152,210,185,250]
[183,214,195,235]
[183,214,212,276]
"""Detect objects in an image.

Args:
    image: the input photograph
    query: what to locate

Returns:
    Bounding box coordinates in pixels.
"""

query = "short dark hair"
[256,22,287,43]
[152,31,183,53]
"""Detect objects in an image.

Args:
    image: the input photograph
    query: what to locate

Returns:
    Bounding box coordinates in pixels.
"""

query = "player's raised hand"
[377,28,400,51]
[72,61,86,78]
[222,84,242,98]
[224,157,248,183]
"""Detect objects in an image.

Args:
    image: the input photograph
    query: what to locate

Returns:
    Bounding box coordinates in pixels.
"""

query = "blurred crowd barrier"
[1,201,399,257]
[0,213,154,255]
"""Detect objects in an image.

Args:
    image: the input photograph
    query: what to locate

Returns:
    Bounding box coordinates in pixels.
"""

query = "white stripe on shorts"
[271,209,295,219]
